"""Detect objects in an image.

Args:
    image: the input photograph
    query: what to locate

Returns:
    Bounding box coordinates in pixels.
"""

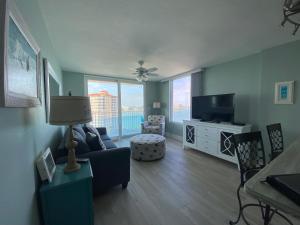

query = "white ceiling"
[38,0,299,80]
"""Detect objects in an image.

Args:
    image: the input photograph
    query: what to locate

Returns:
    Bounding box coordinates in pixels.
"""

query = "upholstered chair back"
[148,115,165,125]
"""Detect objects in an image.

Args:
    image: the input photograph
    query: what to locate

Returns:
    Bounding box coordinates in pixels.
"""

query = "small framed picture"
[274,81,295,104]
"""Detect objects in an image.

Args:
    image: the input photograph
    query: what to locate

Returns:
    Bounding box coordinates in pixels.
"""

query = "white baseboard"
[165,132,183,142]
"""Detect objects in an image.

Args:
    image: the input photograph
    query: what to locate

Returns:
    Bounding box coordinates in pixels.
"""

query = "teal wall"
[159,81,183,137]
[62,71,160,118]
[144,81,160,117]
[259,41,300,146]
[0,0,63,225]
[160,40,300,148]
[63,71,85,96]
[49,75,60,96]
[203,54,262,129]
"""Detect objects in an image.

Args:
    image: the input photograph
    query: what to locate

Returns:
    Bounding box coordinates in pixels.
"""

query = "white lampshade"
[49,96,92,125]
[153,102,161,109]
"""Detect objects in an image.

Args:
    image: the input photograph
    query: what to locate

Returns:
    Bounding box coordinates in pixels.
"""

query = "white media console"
[183,120,251,164]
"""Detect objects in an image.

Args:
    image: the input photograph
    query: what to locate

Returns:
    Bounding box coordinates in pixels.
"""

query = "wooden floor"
[94,138,300,225]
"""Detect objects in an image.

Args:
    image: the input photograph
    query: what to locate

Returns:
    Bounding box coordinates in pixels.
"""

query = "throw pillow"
[86,132,104,151]
[72,130,91,155]
[84,125,107,150]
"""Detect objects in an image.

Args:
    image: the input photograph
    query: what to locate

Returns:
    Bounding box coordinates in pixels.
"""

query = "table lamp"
[153,102,161,109]
[153,102,160,115]
[49,96,92,173]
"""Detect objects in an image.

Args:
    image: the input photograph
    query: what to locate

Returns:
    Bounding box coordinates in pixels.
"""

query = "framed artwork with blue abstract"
[274,81,295,104]
[0,0,41,107]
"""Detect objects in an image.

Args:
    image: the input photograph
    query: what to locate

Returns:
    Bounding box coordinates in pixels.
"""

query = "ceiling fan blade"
[130,67,138,71]
[147,67,158,73]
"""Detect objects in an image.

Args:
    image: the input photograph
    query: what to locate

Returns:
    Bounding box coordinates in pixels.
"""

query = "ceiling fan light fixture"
[132,60,159,82]
[143,75,149,81]
[136,76,143,82]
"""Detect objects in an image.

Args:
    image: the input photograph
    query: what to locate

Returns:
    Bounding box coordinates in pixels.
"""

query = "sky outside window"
[88,80,143,108]
[172,76,191,122]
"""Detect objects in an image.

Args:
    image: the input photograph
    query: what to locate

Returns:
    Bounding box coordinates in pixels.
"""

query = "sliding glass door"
[87,79,144,138]
[121,83,144,136]
[87,80,119,137]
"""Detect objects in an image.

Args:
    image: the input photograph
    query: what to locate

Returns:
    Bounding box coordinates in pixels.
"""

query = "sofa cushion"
[73,130,91,154]
[83,124,99,136]
[73,124,86,140]
[100,134,111,141]
[84,125,107,150]
[146,125,160,129]
[103,140,117,149]
[86,132,105,151]
[56,128,90,159]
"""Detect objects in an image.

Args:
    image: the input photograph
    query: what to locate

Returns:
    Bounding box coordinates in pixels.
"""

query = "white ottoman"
[130,134,166,161]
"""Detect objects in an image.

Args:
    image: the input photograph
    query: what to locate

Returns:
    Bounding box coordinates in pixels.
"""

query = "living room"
[0,0,300,225]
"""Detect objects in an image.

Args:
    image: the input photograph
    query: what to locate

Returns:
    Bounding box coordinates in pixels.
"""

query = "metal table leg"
[264,204,271,225]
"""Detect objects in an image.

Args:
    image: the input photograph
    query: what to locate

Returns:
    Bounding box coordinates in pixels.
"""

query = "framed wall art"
[0,0,41,107]
[43,58,61,122]
[274,81,295,104]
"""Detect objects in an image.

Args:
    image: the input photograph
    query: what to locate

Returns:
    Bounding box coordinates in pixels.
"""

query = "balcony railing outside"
[122,111,144,136]
[90,110,144,137]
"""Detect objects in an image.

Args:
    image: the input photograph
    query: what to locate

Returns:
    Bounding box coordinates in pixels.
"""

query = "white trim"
[165,132,183,142]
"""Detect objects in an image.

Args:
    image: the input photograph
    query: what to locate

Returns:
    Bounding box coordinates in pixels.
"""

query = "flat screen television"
[192,94,235,122]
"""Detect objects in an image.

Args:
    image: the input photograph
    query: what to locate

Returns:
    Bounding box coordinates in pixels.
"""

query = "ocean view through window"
[87,79,144,137]
[171,76,191,123]
[121,83,144,136]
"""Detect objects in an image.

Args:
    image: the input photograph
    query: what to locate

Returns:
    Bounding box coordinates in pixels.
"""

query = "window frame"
[169,74,191,124]
[84,75,145,139]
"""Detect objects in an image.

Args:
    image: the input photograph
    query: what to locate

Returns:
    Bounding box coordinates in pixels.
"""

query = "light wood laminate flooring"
[94,138,300,225]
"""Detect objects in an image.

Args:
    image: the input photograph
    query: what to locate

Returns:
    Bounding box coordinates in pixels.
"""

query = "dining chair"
[230,131,266,225]
[266,123,284,160]
[230,131,293,225]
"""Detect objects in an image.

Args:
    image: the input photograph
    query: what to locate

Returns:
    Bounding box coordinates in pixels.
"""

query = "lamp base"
[64,125,81,173]
[64,162,81,173]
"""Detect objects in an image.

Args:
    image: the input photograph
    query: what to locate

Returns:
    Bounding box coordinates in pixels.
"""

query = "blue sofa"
[55,124,131,195]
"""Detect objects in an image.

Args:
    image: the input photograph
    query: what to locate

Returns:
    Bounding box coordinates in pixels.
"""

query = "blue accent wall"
[0,0,63,225]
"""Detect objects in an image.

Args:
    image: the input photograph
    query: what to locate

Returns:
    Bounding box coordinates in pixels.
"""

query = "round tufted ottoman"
[130,134,166,161]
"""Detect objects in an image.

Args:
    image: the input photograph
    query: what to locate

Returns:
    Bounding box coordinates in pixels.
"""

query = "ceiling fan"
[132,60,159,82]
[282,0,300,35]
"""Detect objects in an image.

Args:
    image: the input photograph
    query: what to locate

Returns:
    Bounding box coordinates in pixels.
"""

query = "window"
[171,75,191,123]
[87,80,119,137]
[121,83,144,136]
[87,78,144,138]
